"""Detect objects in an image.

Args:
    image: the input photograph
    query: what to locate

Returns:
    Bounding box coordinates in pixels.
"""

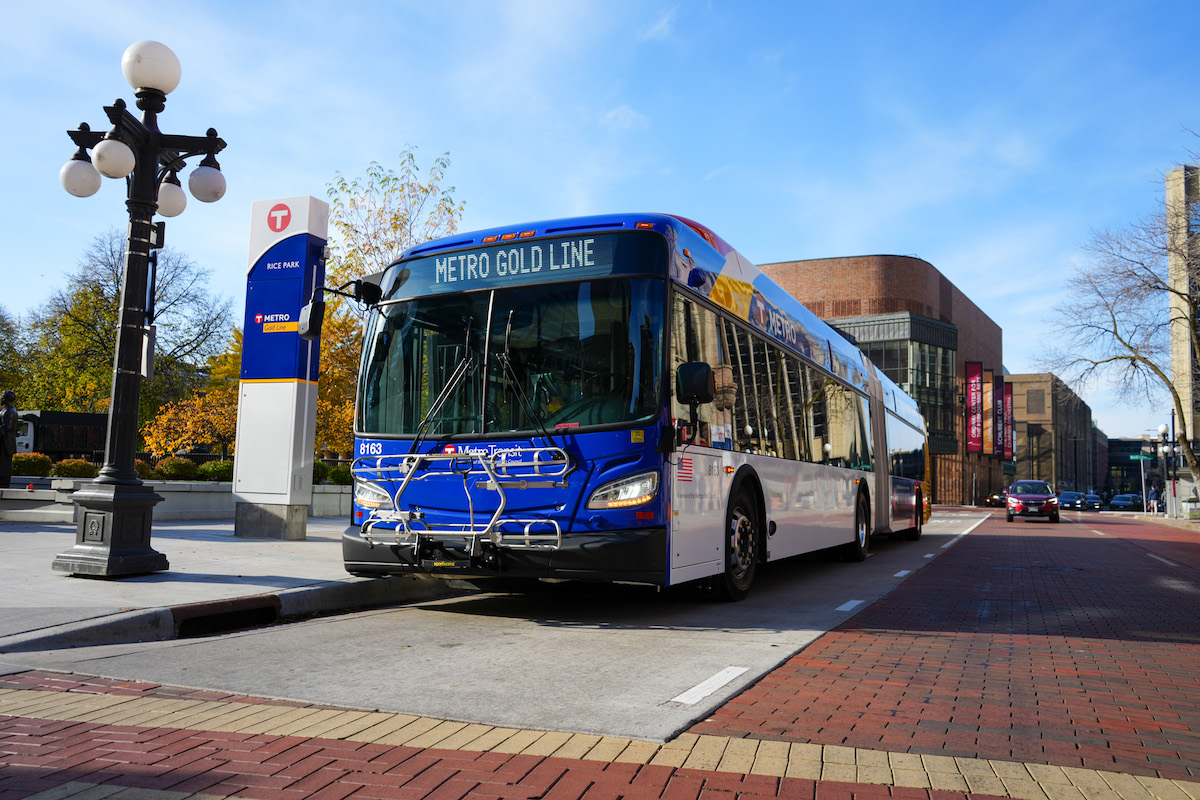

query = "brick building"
[760,255,1006,505]
[1006,373,1101,492]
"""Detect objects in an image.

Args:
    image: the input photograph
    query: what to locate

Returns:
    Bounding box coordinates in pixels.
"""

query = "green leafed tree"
[0,304,20,396]
[19,228,233,429]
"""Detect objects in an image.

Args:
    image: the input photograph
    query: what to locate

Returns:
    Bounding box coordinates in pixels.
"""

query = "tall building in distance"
[1167,164,1200,443]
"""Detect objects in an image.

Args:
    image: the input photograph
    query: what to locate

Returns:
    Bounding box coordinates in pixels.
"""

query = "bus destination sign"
[434,236,614,287]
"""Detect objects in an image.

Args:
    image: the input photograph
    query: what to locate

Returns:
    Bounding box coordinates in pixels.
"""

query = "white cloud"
[601,105,649,133]
[641,9,676,41]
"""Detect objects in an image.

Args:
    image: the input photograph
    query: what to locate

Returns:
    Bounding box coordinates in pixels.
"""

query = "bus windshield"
[358,277,665,437]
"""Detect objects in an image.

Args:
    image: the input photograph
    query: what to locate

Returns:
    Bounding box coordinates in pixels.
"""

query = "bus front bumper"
[341,524,668,586]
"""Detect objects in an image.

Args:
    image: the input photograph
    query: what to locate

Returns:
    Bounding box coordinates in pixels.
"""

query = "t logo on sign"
[267,203,291,233]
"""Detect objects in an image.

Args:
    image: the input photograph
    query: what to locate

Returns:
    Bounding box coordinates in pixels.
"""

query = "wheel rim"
[856,504,868,548]
[729,505,755,587]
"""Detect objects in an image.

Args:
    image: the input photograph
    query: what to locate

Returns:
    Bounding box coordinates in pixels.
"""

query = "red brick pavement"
[688,513,1200,782]
[0,684,979,800]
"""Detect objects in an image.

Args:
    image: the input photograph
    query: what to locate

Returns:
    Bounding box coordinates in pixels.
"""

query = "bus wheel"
[902,491,923,541]
[842,494,871,562]
[716,487,758,601]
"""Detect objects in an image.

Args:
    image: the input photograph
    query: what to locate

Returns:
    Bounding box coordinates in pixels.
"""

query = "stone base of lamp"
[52,481,168,577]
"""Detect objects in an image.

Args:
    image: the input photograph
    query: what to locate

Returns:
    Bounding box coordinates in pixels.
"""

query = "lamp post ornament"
[1158,416,1182,518]
[53,41,226,577]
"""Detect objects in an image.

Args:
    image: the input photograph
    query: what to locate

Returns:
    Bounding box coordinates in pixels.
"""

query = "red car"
[1005,480,1060,523]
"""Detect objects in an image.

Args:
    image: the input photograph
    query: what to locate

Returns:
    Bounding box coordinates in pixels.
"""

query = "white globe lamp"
[156,173,187,217]
[92,137,135,179]
[189,164,226,203]
[60,158,102,197]
[121,40,181,94]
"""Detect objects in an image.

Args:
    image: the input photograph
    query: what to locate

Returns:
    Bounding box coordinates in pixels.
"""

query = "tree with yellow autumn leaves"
[311,147,465,458]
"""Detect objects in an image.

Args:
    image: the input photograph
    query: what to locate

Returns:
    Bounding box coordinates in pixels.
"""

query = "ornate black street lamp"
[52,41,226,577]
[1158,416,1182,518]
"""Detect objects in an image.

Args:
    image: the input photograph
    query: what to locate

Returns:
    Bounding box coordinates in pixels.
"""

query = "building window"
[1027,389,1045,415]
[858,339,956,446]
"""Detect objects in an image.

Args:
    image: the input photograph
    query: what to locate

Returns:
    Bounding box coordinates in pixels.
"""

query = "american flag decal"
[678,457,694,482]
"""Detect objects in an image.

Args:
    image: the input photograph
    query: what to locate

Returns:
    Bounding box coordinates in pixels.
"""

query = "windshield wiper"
[409,317,475,455]
[497,309,560,450]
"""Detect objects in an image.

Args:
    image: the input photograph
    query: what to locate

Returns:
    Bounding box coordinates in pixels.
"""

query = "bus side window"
[772,349,799,461]
[671,295,723,446]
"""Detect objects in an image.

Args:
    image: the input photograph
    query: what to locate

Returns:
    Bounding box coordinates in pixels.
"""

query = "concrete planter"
[0,478,352,523]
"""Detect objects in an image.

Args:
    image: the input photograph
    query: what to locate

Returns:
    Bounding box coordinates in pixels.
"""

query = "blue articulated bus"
[325,213,928,600]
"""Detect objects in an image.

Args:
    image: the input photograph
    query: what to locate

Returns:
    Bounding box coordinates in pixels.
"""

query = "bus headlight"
[587,471,659,510]
[354,479,394,511]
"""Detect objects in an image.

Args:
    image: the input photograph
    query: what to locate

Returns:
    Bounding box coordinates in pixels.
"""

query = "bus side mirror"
[298,295,326,341]
[676,362,715,405]
[676,362,714,445]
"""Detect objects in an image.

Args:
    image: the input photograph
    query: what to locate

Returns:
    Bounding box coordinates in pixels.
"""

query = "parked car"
[1058,491,1086,510]
[1107,494,1143,512]
[1084,494,1102,510]
[984,490,1008,507]
[1006,480,1060,523]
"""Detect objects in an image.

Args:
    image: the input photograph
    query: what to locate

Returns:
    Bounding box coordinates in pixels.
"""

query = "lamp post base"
[53,481,168,577]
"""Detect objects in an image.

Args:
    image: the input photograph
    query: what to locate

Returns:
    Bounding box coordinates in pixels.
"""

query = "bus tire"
[715,485,758,601]
[902,490,923,541]
[842,493,871,562]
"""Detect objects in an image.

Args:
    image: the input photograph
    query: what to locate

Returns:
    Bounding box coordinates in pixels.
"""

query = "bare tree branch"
[1043,190,1200,485]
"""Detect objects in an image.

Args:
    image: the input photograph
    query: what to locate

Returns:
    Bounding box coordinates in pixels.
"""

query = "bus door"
[862,362,892,533]
[669,441,726,580]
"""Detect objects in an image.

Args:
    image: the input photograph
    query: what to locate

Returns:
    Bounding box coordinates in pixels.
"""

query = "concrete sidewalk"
[0,519,451,652]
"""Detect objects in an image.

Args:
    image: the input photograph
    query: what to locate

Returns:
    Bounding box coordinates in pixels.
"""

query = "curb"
[0,574,453,653]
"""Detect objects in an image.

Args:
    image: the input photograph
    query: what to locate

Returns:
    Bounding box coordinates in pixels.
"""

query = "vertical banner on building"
[1003,382,1014,460]
[982,369,995,456]
[966,361,983,452]
[994,374,1006,457]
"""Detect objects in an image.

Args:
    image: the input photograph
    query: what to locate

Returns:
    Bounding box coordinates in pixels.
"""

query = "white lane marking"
[670,666,749,706]
[1146,553,1180,567]
[924,553,935,558]
[961,516,989,535]
[894,570,912,578]
[835,600,865,612]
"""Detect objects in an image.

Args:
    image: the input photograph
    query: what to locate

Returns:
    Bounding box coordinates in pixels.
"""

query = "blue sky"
[3,0,1198,438]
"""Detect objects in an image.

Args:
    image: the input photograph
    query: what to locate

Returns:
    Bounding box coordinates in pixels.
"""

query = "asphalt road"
[1,512,985,742]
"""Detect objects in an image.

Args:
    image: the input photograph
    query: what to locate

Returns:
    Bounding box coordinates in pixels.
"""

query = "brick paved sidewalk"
[3,670,1198,800]
[689,513,1200,783]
